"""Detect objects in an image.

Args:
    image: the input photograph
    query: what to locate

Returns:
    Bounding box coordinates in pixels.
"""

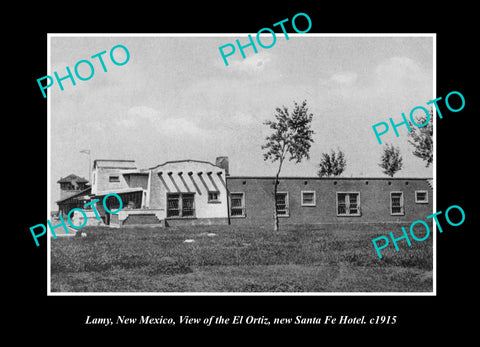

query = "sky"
[49,34,434,208]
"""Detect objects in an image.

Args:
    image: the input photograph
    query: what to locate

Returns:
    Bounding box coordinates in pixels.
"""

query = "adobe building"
[85,156,433,228]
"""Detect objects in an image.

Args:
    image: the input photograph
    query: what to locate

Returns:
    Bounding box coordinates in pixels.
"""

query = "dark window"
[104,191,142,211]
[123,191,142,209]
[415,191,428,203]
[391,192,404,215]
[337,192,361,216]
[230,193,245,217]
[167,193,195,218]
[109,176,120,183]
[167,194,180,217]
[275,192,289,216]
[182,193,195,217]
[208,191,220,203]
[105,195,121,210]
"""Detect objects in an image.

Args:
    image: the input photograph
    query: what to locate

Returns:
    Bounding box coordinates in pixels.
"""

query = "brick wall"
[226,177,433,226]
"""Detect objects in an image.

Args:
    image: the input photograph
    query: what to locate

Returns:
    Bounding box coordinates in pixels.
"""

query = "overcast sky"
[49,34,434,207]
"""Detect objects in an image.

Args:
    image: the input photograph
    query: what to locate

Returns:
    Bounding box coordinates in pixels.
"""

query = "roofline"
[149,159,221,170]
[226,176,433,180]
[96,166,139,170]
[122,171,149,175]
[92,187,145,196]
[93,159,137,169]
[57,175,89,183]
[94,159,136,162]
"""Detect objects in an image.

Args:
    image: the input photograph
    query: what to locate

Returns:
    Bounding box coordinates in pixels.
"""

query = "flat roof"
[226,176,433,180]
[93,187,144,196]
[93,159,137,170]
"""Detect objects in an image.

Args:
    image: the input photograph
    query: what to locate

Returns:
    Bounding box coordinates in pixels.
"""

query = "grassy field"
[50,223,433,293]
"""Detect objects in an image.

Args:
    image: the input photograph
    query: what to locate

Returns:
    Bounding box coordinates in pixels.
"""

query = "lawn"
[50,223,433,293]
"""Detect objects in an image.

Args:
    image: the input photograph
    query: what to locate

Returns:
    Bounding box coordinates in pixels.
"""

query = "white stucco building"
[90,158,229,226]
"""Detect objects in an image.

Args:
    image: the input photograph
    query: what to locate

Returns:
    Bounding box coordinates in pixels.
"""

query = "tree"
[408,109,433,167]
[262,100,315,231]
[379,143,403,177]
[317,148,346,177]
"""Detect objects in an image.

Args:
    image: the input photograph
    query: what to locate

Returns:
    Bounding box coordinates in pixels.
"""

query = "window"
[167,193,195,218]
[61,182,74,190]
[123,191,143,209]
[167,194,180,217]
[182,193,195,217]
[230,193,245,217]
[104,194,121,210]
[208,191,220,203]
[104,191,143,210]
[109,175,120,183]
[337,192,361,216]
[390,192,404,215]
[301,191,316,206]
[275,192,289,217]
[415,190,428,203]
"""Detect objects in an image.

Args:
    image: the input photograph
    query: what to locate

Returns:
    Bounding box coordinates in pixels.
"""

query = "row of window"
[60,182,88,190]
[155,190,429,219]
[167,193,195,217]
[230,190,429,218]
[165,192,221,217]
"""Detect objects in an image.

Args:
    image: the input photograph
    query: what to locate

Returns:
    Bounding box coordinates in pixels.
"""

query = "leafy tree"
[379,143,403,177]
[262,100,315,231]
[317,148,346,177]
[408,109,433,167]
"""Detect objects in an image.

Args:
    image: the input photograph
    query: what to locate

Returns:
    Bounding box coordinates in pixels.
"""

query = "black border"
[20,4,475,339]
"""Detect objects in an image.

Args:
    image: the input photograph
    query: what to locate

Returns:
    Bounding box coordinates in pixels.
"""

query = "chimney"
[215,156,229,175]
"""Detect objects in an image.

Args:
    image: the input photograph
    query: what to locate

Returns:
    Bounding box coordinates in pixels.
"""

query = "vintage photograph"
[48,34,435,294]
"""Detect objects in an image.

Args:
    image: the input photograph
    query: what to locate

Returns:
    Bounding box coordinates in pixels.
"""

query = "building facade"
[227,176,433,226]
[60,156,433,227]
[56,174,91,216]
[89,158,229,227]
